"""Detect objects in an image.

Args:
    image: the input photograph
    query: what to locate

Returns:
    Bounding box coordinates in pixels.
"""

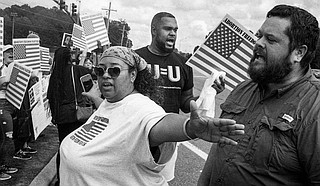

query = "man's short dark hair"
[151,12,175,29]
[267,4,320,69]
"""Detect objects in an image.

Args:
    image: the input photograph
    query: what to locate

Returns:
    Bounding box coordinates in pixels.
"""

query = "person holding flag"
[135,12,225,182]
[0,45,18,181]
[198,4,320,185]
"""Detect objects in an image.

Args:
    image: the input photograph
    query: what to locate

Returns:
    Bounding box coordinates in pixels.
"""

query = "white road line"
[180,141,208,160]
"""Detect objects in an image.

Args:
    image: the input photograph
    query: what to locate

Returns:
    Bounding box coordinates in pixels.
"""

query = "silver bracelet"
[183,118,194,140]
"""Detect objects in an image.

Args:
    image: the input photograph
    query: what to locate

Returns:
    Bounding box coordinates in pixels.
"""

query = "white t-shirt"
[60,93,175,186]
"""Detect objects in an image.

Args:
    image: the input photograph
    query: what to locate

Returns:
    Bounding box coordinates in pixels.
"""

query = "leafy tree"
[0,4,73,50]
[107,19,132,47]
[0,4,133,51]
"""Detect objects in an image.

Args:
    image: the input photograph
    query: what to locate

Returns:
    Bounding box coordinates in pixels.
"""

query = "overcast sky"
[1,0,320,53]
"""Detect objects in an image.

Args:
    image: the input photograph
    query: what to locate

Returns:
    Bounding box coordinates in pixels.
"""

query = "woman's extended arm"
[149,100,244,147]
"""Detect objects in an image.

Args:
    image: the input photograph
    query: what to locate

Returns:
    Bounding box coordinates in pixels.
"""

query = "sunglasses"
[93,66,129,78]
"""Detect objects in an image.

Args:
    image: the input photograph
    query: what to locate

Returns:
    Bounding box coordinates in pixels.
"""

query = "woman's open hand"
[188,100,244,145]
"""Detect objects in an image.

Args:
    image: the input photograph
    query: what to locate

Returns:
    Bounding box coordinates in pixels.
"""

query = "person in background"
[0,45,18,180]
[0,110,17,181]
[59,46,244,185]
[70,49,80,65]
[83,58,93,70]
[47,47,92,185]
[11,32,41,161]
[135,12,224,181]
[83,58,97,81]
[0,45,15,140]
[198,4,320,185]
[12,75,38,160]
[311,34,320,77]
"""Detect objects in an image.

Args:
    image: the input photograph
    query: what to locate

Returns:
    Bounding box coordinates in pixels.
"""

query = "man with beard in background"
[136,12,225,182]
[198,4,320,186]
[135,12,196,182]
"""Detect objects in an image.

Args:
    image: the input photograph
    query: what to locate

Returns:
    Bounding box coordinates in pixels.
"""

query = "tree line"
[0,4,132,52]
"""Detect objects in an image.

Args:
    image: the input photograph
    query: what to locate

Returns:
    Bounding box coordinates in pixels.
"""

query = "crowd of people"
[1,3,320,186]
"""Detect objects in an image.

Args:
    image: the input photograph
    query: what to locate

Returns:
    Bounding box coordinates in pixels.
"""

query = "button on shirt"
[207,69,320,185]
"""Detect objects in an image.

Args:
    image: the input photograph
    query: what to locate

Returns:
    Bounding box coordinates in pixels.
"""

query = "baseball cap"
[3,45,13,52]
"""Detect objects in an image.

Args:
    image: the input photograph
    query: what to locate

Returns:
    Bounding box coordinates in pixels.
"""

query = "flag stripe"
[239,39,253,58]
[72,24,87,50]
[232,52,249,69]
[228,55,248,74]
[201,45,248,81]
[73,122,106,143]
[40,47,50,72]
[188,58,234,90]
[80,128,96,138]
[6,63,32,109]
[186,14,256,91]
[189,50,240,89]
[189,50,241,88]
[13,38,40,70]
[74,132,91,142]
[81,13,110,52]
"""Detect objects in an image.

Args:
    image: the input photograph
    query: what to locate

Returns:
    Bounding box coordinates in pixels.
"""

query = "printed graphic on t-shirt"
[70,115,109,146]
[151,64,181,82]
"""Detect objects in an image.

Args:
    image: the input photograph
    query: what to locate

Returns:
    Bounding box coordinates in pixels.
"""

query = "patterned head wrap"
[100,46,147,71]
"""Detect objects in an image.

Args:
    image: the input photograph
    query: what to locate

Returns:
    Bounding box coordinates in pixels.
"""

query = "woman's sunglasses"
[93,66,129,78]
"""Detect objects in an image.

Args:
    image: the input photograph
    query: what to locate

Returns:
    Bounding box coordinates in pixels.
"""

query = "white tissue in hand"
[196,71,226,118]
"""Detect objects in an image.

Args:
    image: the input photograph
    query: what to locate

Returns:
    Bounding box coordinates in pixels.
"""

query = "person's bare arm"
[149,100,245,146]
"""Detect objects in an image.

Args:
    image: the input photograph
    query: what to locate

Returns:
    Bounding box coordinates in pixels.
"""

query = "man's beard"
[155,35,174,53]
[247,54,292,85]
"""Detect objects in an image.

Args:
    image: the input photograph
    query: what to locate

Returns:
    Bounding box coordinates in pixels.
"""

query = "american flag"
[81,13,110,52]
[0,17,4,67]
[40,46,51,72]
[13,38,40,71]
[72,25,86,50]
[6,62,32,109]
[187,14,256,90]
[72,120,107,145]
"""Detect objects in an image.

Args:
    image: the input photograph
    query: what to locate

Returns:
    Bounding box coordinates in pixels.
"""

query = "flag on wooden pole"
[6,62,32,109]
[13,38,40,71]
[72,24,86,50]
[81,13,110,52]
[187,14,257,90]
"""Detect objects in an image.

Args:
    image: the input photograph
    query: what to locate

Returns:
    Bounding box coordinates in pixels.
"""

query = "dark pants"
[0,120,5,165]
[56,121,84,185]
[0,116,15,166]
[12,114,32,153]
[0,102,16,165]
[0,99,16,133]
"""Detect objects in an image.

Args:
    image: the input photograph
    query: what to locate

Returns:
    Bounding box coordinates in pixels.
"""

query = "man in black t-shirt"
[136,12,194,114]
[136,12,196,182]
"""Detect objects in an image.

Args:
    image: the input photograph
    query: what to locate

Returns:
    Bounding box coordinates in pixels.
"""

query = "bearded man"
[198,4,320,186]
